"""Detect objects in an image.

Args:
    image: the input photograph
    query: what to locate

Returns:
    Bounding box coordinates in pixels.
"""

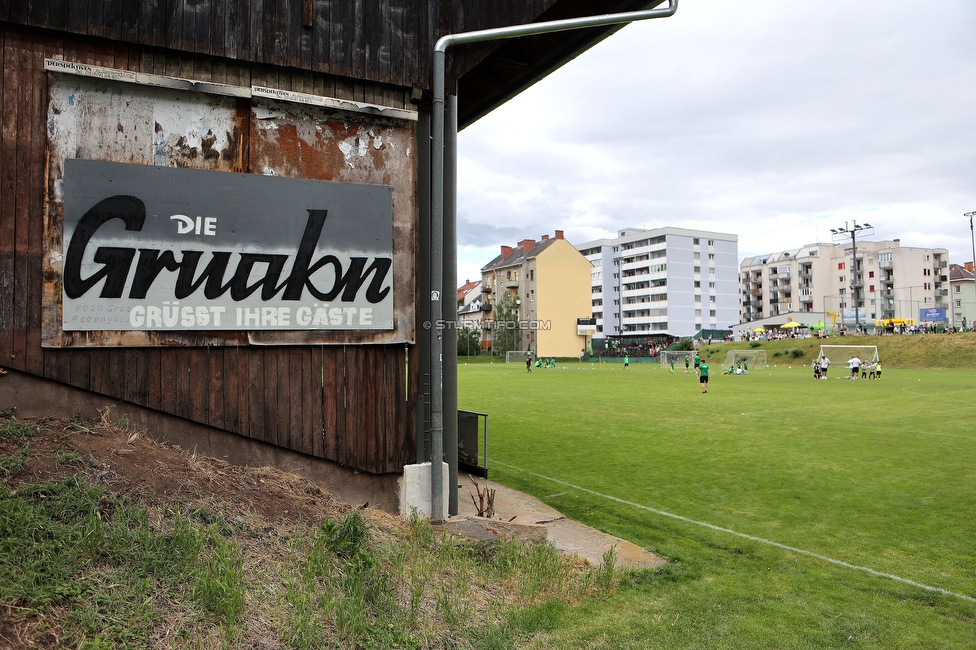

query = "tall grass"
[0,437,615,649]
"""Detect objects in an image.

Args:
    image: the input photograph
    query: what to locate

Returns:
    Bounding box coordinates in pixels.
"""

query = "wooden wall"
[0,0,559,91]
[0,24,416,474]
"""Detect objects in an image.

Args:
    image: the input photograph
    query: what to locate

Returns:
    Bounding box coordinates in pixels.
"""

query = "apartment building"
[740,239,951,327]
[949,263,976,328]
[480,231,592,357]
[575,227,739,339]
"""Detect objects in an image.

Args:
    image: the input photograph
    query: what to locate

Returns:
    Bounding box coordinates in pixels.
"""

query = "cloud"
[456,0,976,273]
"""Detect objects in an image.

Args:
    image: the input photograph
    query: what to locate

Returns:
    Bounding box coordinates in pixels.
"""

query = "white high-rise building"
[739,239,951,328]
[576,227,739,339]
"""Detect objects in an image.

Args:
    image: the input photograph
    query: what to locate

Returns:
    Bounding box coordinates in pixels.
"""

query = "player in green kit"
[669,357,675,374]
[699,361,710,393]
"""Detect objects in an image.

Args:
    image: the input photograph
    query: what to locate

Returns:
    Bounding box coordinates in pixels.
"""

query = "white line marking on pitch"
[496,461,976,604]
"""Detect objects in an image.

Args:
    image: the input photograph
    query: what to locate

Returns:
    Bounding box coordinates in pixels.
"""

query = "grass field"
[457,344,976,648]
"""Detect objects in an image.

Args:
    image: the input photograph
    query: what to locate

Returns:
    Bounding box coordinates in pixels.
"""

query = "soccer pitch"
[457,360,976,647]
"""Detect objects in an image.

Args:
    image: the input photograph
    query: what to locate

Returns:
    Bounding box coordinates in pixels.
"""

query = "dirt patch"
[1,410,349,528]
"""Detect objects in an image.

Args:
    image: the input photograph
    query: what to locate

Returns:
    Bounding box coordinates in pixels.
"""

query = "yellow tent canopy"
[780,321,803,329]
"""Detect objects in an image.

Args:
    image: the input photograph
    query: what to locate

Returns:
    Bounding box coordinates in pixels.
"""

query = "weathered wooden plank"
[274,0,299,68]
[263,348,280,446]
[218,346,236,433]
[249,0,268,63]
[223,0,249,61]
[145,347,161,410]
[184,0,211,55]
[0,27,14,363]
[107,348,125,399]
[11,29,32,371]
[65,0,89,35]
[307,345,322,458]
[7,0,28,23]
[186,346,208,425]
[138,0,166,47]
[329,0,355,79]
[246,347,265,440]
[87,348,107,397]
[321,345,342,462]
[209,0,226,58]
[387,0,405,88]
[206,346,224,429]
[309,0,331,75]
[271,348,288,447]
[166,0,185,53]
[123,347,145,405]
[92,0,122,41]
[24,33,52,376]
[120,0,139,43]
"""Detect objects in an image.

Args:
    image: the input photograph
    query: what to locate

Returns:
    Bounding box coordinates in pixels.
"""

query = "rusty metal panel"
[247,98,417,346]
[43,66,417,348]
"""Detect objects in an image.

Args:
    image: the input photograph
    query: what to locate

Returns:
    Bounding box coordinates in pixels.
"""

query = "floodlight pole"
[967,211,976,329]
[429,0,679,523]
[831,220,874,334]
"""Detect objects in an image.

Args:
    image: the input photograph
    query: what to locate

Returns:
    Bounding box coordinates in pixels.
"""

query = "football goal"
[817,345,879,363]
[721,350,767,370]
[659,350,694,367]
[505,350,532,364]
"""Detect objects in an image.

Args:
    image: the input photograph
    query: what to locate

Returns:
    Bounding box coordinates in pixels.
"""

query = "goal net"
[659,350,693,367]
[721,350,767,370]
[817,345,879,364]
[505,350,532,364]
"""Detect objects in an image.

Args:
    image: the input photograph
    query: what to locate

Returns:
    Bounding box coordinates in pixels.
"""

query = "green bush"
[789,348,805,358]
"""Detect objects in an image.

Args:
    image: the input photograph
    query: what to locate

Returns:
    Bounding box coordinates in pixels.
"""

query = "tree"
[492,293,522,356]
[457,325,480,356]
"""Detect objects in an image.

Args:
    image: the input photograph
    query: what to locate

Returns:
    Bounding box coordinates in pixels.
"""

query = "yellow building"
[480,230,592,357]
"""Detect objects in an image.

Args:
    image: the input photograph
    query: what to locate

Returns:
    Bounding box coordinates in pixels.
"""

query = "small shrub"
[790,348,805,358]
[749,340,762,348]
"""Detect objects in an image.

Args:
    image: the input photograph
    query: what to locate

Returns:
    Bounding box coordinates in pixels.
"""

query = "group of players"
[812,355,882,380]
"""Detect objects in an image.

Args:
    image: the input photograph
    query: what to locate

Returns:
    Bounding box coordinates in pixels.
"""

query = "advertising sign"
[62,159,394,331]
[919,307,947,323]
[577,317,597,336]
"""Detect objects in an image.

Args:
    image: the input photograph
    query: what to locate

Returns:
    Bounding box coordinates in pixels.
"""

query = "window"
[694,281,701,288]
[708,240,714,246]
[869,271,874,278]
[838,262,846,270]
[839,275,845,283]
[693,238,699,245]
[708,253,715,261]
[956,300,962,307]
[955,285,961,293]
[869,285,875,292]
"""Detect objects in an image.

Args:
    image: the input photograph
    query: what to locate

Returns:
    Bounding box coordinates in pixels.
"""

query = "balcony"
[481,304,492,312]
[503,280,519,288]
[934,260,948,269]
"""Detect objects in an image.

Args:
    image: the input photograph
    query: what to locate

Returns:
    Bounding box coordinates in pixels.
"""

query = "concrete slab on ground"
[452,478,665,570]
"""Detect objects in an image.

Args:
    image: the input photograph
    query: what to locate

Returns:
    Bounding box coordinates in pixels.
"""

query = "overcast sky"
[454,0,976,284]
